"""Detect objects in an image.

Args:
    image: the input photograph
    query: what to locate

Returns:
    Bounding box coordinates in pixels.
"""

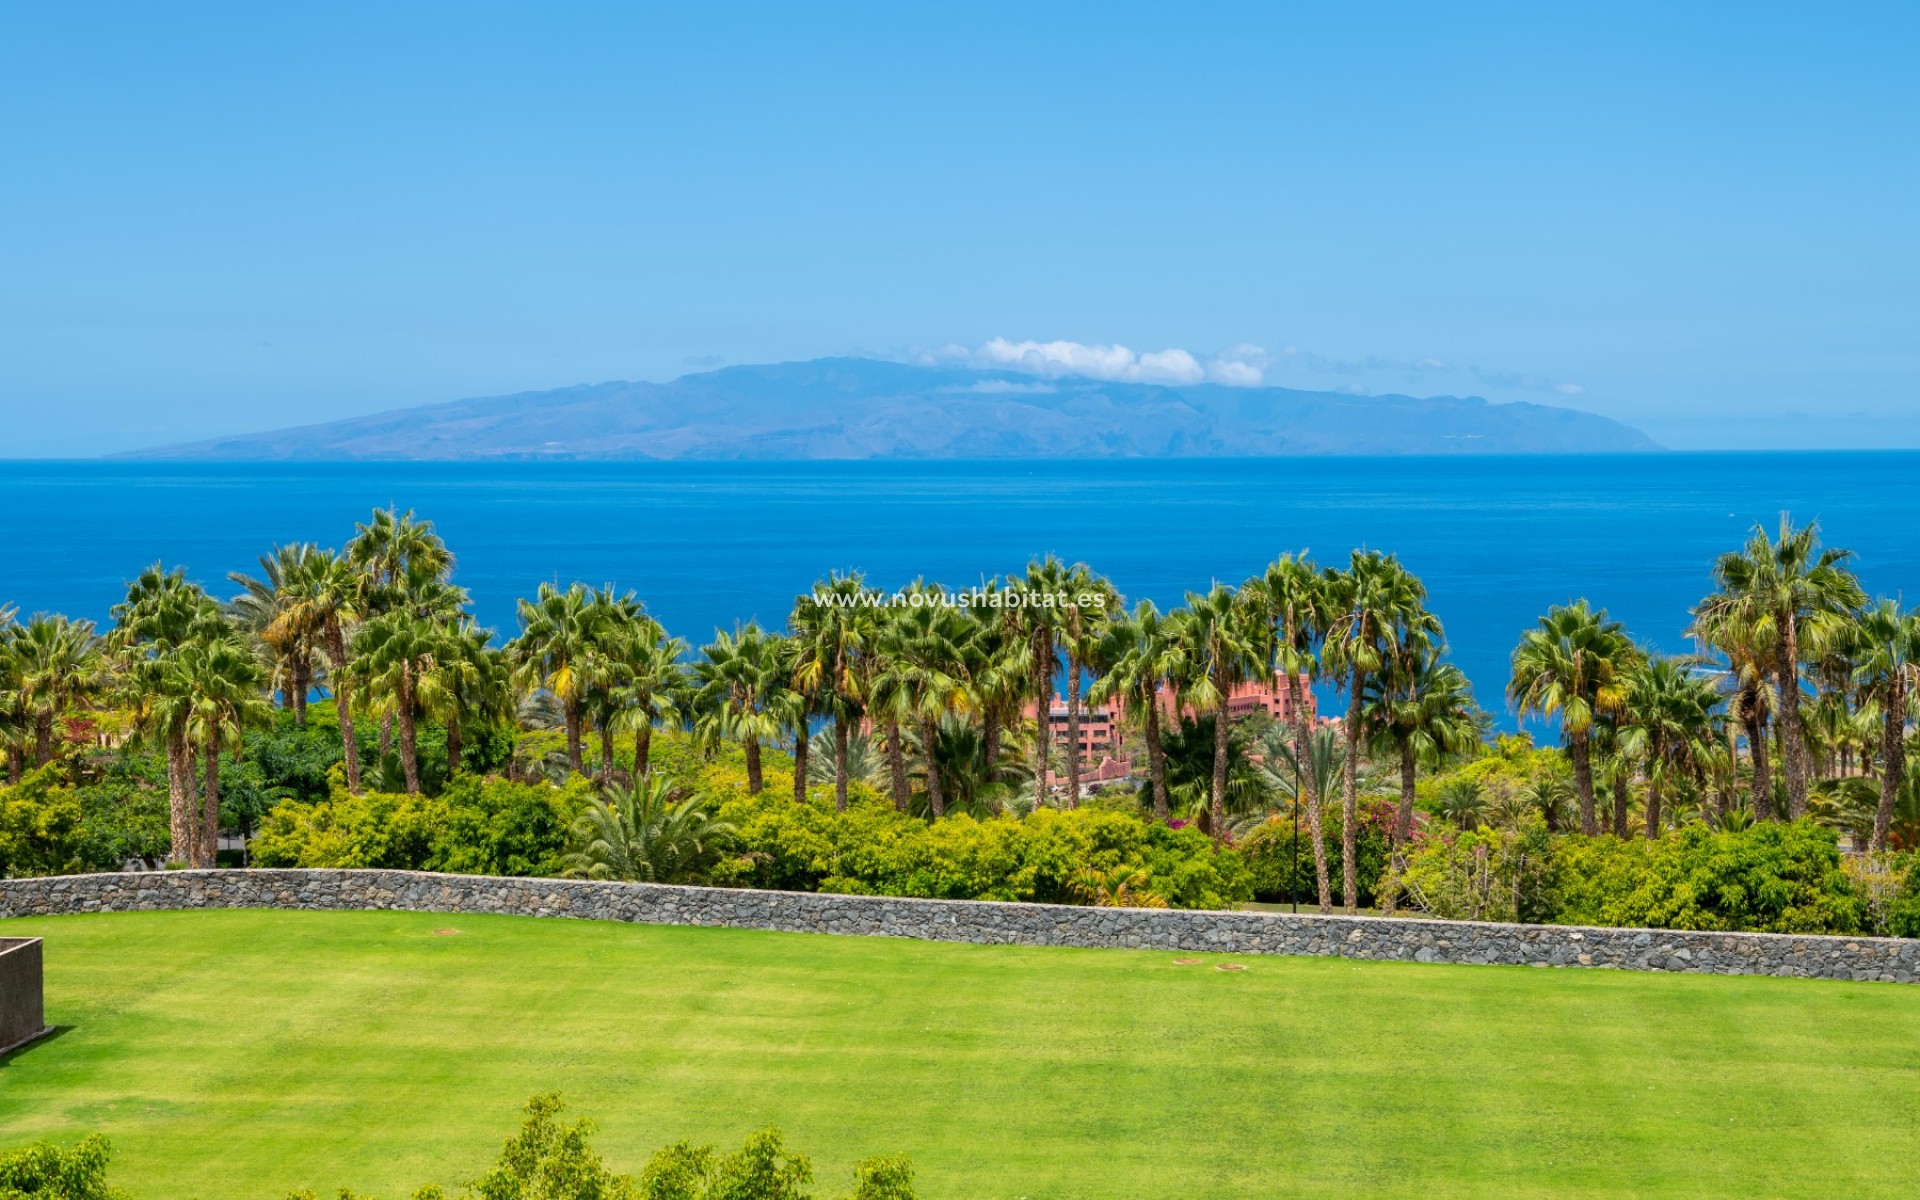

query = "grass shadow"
[0,1024,70,1066]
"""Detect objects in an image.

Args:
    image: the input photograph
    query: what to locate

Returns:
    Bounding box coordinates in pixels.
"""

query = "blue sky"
[2,2,1916,456]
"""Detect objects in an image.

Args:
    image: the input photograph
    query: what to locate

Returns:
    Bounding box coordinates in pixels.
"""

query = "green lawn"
[3,910,1919,1198]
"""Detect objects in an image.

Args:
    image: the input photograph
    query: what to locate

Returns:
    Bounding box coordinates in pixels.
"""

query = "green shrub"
[1550,820,1863,934]
[709,793,1251,910]
[1397,824,1555,924]
[250,777,594,877]
[0,767,96,879]
[0,1134,128,1200]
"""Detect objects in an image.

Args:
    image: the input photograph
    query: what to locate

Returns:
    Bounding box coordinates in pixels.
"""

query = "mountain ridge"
[122,357,1662,459]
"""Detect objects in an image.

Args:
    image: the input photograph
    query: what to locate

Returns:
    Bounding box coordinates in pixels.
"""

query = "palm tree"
[1508,600,1634,834]
[611,622,688,782]
[1015,558,1077,809]
[350,610,459,794]
[1174,585,1258,844]
[1854,599,1920,850]
[1367,643,1476,912]
[563,777,735,883]
[280,548,368,791]
[1089,600,1184,823]
[178,634,271,866]
[0,608,25,783]
[347,507,454,611]
[227,544,315,723]
[112,565,227,860]
[1691,597,1777,820]
[790,573,879,811]
[691,624,784,795]
[434,622,512,776]
[1244,553,1331,900]
[870,593,973,817]
[1620,655,1720,838]
[1700,515,1864,819]
[1322,551,1433,911]
[1254,722,1344,911]
[13,614,104,766]
[508,582,608,775]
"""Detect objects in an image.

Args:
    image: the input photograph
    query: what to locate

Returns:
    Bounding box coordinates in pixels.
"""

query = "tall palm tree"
[1322,551,1433,911]
[1366,642,1476,911]
[228,543,331,724]
[1691,597,1777,820]
[269,547,370,791]
[691,624,784,796]
[347,507,455,610]
[1620,654,1721,838]
[1089,600,1185,823]
[13,614,104,766]
[1855,599,1920,850]
[178,634,272,866]
[612,624,687,782]
[1701,515,1864,819]
[112,564,228,860]
[1509,600,1634,835]
[965,590,1034,808]
[870,593,973,817]
[508,582,608,775]
[350,610,459,794]
[0,608,25,783]
[1244,553,1332,907]
[1174,585,1258,844]
[790,573,879,811]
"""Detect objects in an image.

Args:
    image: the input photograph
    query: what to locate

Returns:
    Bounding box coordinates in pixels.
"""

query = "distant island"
[123,357,1661,460]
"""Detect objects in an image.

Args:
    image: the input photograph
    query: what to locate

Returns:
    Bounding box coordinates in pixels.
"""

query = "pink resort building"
[1023,671,1317,793]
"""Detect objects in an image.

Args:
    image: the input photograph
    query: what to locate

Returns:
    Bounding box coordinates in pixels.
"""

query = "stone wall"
[0,937,47,1054]
[2,869,1916,984]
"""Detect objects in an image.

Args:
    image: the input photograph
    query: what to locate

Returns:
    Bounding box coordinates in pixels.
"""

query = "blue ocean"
[3,454,1915,729]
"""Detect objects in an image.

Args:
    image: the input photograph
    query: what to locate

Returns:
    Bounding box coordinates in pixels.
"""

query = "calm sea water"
[2,454,1915,730]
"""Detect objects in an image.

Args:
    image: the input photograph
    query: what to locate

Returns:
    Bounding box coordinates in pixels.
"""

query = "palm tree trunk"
[166,730,192,865]
[33,713,52,766]
[1612,769,1630,838]
[1644,763,1662,839]
[887,721,910,811]
[1341,672,1363,913]
[983,717,1001,785]
[634,723,653,779]
[1065,652,1083,808]
[1285,672,1331,911]
[380,710,393,759]
[922,717,945,817]
[1748,706,1774,821]
[745,737,763,795]
[1032,658,1050,810]
[1874,678,1905,851]
[198,740,221,869]
[597,722,615,782]
[327,621,362,793]
[564,700,584,776]
[292,659,309,726]
[1144,699,1170,823]
[1569,730,1597,835]
[833,718,851,812]
[5,746,20,785]
[1209,670,1231,845]
[446,718,463,777]
[399,669,421,795]
[792,729,809,804]
[1776,609,1810,818]
[1382,738,1416,917]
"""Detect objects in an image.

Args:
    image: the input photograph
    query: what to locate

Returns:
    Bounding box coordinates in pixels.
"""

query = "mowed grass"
[4,911,1920,1198]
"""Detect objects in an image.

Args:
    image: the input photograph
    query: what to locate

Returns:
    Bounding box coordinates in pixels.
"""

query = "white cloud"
[1554,382,1586,396]
[957,338,1265,386]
